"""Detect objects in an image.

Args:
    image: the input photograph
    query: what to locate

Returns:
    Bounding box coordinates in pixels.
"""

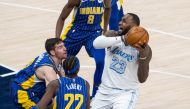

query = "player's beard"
[120,27,130,35]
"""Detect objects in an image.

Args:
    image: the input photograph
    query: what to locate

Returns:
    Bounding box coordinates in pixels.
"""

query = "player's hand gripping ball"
[124,26,149,47]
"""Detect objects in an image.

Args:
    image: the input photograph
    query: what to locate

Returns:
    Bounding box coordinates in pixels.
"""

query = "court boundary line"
[1,65,190,80]
[0,1,59,13]
[0,63,17,77]
[0,63,17,71]
[0,1,190,41]
[147,28,190,40]
[0,71,18,77]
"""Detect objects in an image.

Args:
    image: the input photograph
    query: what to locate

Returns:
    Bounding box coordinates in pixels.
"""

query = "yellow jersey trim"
[20,75,35,89]
[53,96,57,109]
[18,90,36,109]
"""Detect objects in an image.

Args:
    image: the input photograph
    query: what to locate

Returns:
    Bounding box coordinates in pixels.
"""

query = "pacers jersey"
[53,76,88,109]
[14,52,61,98]
[68,0,104,31]
[100,43,139,93]
[112,0,123,7]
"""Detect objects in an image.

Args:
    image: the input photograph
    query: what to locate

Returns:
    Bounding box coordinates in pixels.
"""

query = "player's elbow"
[138,72,149,83]
[138,78,147,83]
[93,36,103,49]
[93,40,98,49]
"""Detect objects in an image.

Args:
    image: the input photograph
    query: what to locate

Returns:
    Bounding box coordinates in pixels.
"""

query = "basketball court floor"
[0,0,190,108]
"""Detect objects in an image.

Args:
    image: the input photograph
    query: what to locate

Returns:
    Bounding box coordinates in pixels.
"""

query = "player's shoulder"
[35,52,52,64]
[68,0,80,7]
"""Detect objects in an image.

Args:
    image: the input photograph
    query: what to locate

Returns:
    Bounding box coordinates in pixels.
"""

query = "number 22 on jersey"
[64,94,83,109]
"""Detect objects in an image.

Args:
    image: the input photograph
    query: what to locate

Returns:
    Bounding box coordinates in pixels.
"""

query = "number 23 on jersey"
[110,56,127,74]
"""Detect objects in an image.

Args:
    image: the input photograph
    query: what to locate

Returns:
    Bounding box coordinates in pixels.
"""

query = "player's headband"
[63,56,80,75]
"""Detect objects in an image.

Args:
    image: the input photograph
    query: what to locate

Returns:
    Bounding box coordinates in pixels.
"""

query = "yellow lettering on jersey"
[86,7,90,14]
[80,7,104,15]
[64,94,84,109]
[101,7,104,13]
[97,7,100,14]
[65,94,74,109]
[92,7,96,14]
[80,8,85,15]
[75,94,83,109]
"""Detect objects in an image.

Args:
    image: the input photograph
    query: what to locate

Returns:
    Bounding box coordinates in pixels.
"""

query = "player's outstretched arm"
[55,0,80,38]
[86,81,90,109]
[103,0,111,33]
[93,34,122,49]
[36,80,59,109]
[136,44,152,83]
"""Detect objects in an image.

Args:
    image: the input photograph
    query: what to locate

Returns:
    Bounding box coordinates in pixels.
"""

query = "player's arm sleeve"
[93,35,122,49]
[36,80,59,109]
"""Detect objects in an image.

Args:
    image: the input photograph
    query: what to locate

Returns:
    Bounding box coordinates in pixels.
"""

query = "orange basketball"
[124,26,149,47]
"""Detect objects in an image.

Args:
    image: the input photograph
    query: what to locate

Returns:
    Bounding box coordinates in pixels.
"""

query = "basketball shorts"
[61,27,102,57]
[90,87,139,109]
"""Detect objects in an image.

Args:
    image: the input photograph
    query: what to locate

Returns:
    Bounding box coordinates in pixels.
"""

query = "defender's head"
[62,56,80,76]
[119,13,140,35]
[45,38,67,59]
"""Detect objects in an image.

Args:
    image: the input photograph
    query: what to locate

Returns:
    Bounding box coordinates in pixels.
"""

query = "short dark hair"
[128,13,140,26]
[62,56,80,76]
[45,38,63,55]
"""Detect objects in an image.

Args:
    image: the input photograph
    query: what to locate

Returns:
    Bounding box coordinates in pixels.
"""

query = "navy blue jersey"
[13,52,60,98]
[10,52,61,108]
[53,76,88,109]
[60,0,105,56]
[63,0,105,35]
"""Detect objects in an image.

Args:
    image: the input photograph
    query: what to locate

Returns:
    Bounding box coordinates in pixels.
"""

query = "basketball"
[124,26,149,47]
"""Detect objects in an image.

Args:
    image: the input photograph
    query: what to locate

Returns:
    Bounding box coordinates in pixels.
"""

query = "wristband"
[139,57,147,60]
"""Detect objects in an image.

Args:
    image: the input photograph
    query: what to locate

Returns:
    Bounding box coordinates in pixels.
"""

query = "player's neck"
[66,74,78,78]
[51,56,62,66]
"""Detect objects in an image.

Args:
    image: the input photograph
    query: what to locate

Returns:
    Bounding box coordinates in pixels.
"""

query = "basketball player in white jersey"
[90,13,152,109]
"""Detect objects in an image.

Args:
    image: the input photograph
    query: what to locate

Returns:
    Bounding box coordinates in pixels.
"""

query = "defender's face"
[119,14,134,35]
[54,42,67,59]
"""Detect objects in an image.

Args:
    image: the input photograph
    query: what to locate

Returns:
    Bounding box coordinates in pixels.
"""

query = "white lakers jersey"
[101,42,139,91]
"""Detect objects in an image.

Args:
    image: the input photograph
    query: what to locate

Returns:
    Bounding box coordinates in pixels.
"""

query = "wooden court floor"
[0,0,190,108]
